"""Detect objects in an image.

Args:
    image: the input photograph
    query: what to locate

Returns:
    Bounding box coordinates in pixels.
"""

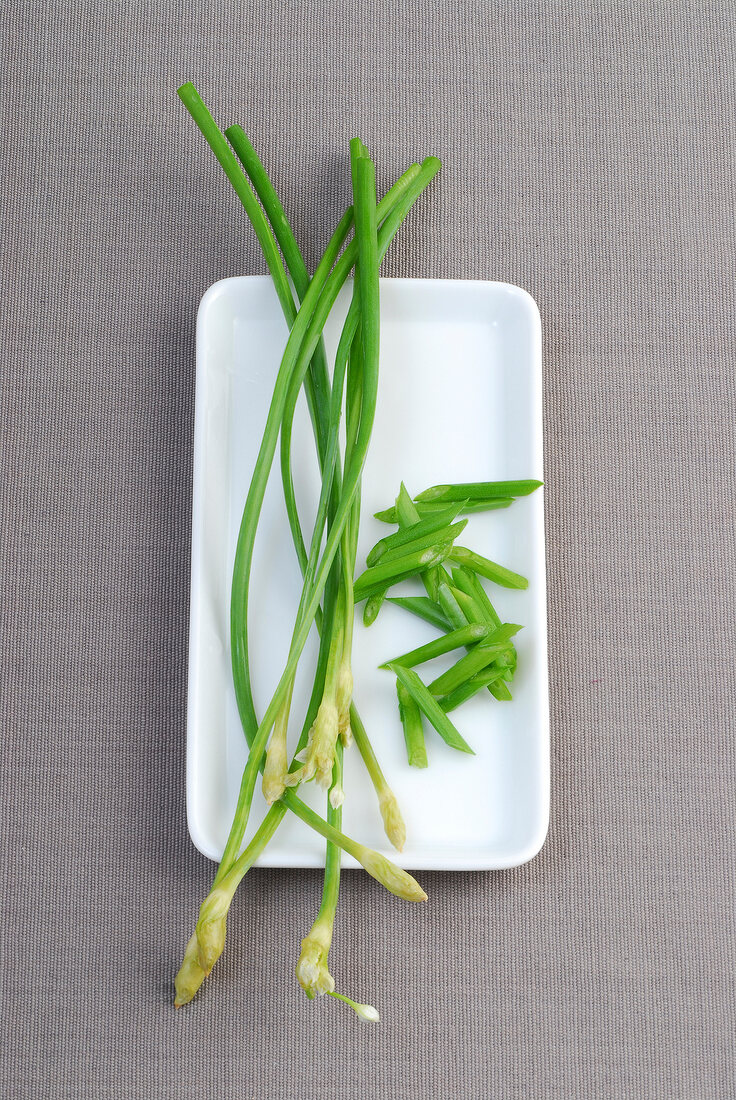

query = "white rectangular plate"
[188,276,548,870]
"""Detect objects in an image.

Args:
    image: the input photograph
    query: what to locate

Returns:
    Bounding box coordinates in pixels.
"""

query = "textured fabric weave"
[2,2,735,1097]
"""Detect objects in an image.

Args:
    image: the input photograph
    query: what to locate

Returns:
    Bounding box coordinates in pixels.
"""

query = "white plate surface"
[188,276,548,870]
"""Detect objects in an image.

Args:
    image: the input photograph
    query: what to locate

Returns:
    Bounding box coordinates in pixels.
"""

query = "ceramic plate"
[187,276,548,869]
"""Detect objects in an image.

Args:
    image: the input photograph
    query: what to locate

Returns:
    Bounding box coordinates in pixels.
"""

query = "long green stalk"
[229,158,439,761]
[218,153,440,885]
[225,126,400,820]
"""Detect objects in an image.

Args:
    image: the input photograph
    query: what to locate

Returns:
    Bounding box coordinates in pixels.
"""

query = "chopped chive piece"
[449,584,488,626]
[363,590,387,626]
[378,520,467,566]
[449,546,528,590]
[423,563,441,601]
[485,622,523,644]
[385,596,451,631]
[389,664,474,755]
[365,502,467,565]
[381,623,490,669]
[353,543,450,602]
[436,581,468,630]
[426,643,507,697]
[397,681,428,768]
[489,679,513,701]
[412,498,515,516]
[395,481,421,526]
[451,565,501,628]
[374,497,514,523]
[439,667,507,711]
[415,480,542,503]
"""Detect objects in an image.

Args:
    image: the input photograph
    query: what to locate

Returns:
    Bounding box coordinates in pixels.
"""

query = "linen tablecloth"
[3,2,735,1097]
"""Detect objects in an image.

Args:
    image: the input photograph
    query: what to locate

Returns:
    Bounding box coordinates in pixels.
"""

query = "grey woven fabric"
[2,1,735,1097]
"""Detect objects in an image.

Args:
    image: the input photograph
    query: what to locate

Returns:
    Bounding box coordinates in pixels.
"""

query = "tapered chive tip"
[173,933,207,1007]
[379,789,407,853]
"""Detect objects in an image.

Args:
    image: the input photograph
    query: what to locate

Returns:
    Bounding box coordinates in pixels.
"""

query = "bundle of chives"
[174,84,440,1015]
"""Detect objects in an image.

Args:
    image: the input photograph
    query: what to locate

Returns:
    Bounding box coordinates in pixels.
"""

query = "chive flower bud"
[327,989,381,1022]
[174,933,208,1007]
[352,1001,381,1023]
[285,698,339,789]
[378,788,406,852]
[262,722,289,805]
[296,921,335,997]
[355,844,427,901]
[195,885,234,974]
[329,778,345,809]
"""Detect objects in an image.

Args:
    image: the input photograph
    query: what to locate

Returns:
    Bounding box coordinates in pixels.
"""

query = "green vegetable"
[389,664,474,755]
[425,643,507,697]
[439,667,508,712]
[381,623,490,669]
[450,565,501,627]
[175,82,442,1013]
[436,580,467,630]
[397,681,428,768]
[415,479,542,503]
[373,497,514,522]
[366,502,467,564]
[448,546,529,590]
[353,543,450,602]
[385,596,451,631]
[363,590,388,626]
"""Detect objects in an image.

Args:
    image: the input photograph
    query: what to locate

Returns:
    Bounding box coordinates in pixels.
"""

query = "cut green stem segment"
[363,590,387,626]
[415,480,542,503]
[489,679,514,701]
[381,623,490,669]
[448,546,529,590]
[450,565,501,627]
[389,664,474,755]
[436,580,467,631]
[385,595,451,631]
[425,643,507,697]
[397,680,428,768]
[366,503,467,565]
[377,520,467,566]
[450,585,489,627]
[439,667,508,712]
[353,543,449,602]
[374,497,514,523]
